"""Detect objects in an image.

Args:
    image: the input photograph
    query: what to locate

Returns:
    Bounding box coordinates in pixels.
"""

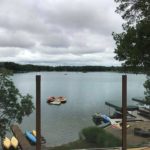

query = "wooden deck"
[11,124,35,150]
[11,124,48,150]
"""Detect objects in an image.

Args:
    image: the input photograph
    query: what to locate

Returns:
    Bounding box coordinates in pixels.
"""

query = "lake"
[11,72,146,147]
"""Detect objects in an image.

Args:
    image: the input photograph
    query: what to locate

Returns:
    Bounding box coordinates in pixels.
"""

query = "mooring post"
[122,75,127,150]
[36,75,41,150]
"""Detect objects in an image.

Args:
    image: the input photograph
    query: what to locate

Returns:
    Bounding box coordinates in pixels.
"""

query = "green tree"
[0,68,34,137]
[113,0,150,104]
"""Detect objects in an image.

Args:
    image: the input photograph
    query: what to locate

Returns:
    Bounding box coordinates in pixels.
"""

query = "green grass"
[48,126,121,150]
[82,126,121,147]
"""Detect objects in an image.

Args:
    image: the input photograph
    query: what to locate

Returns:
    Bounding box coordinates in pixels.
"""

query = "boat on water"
[47,96,67,105]
[2,137,11,149]
[25,130,36,144]
[11,136,18,149]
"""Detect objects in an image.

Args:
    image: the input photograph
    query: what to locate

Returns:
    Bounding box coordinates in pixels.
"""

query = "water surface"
[12,72,146,147]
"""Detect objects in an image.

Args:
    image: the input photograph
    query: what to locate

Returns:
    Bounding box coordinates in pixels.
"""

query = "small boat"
[2,137,11,149]
[11,136,18,149]
[25,130,36,144]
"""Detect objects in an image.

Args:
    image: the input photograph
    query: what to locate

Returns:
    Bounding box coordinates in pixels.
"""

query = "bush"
[82,127,100,143]
[81,126,121,147]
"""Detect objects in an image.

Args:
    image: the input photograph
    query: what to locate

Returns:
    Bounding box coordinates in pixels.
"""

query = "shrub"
[81,126,121,147]
[82,127,100,143]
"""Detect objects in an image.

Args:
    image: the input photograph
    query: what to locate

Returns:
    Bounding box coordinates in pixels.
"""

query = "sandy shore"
[105,121,150,147]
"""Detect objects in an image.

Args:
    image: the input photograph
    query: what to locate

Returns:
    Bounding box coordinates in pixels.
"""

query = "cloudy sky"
[0,0,123,66]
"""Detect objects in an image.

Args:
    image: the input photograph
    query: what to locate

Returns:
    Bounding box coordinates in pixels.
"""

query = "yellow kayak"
[32,130,36,136]
[11,136,18,149]
[2,137,11,149]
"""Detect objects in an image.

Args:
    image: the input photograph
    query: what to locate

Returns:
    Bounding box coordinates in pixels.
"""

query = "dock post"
[122,75,127,150]
[36,75,41,150]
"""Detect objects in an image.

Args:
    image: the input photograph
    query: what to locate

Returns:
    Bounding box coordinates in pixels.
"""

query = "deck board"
[11,124,35,150]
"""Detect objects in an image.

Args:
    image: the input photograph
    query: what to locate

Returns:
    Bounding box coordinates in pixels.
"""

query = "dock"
[132,97,150,119]
[105,101,139,111]
[11,124,35,150]
[132,97,148,104]
[11,124,48,150]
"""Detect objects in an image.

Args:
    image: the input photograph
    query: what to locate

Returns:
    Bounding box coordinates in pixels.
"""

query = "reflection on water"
[11,72,146,147]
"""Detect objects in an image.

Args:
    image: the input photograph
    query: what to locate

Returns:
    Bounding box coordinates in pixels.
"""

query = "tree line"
[0,62,147,73]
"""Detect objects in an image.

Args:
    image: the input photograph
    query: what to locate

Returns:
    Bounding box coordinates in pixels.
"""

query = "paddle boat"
[2,137,11,149]
[25,130,36,144]
[11,136,18,149]
[47,96,67,105]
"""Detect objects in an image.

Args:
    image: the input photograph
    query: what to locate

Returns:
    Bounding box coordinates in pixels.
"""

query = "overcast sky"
[0,0,123,66]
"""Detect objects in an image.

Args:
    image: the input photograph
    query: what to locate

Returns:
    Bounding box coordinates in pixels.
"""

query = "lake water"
[11,72,146,147]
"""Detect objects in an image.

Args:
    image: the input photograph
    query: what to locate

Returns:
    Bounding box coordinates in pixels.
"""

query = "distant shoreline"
[0,62,147,74]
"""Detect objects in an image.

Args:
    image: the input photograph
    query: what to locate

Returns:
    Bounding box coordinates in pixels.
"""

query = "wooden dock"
[105,101,139,111]
[11,124,35,150]
[11,124,48,150]
[132,97,149,104]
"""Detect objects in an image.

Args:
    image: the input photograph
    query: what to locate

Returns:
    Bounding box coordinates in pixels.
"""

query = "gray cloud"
[0,0,123,66]
[0,30,35,48]
[0,48,20,57]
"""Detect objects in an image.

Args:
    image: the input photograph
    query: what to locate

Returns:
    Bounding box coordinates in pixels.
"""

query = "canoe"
[2,137,11,149]
[25,130,36,144]
[11,136,18,149]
